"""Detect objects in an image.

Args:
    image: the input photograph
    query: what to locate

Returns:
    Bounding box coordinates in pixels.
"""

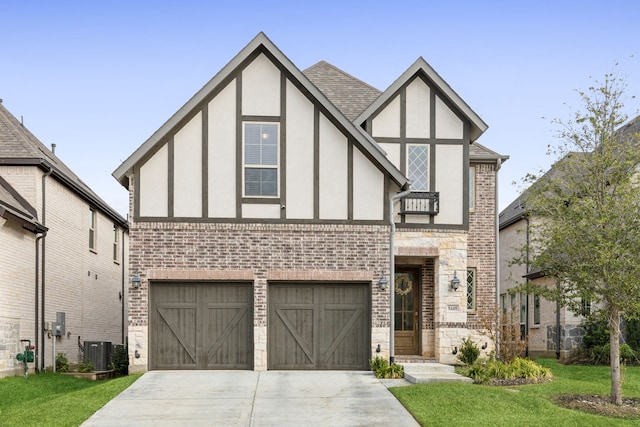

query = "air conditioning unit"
[84,341,112,371]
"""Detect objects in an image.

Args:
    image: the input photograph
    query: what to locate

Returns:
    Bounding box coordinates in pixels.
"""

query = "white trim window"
[113,224,120,263]
[244,123,279,197]
[89,208,97,251]
[469,166,476,211]
[407,144,428,191]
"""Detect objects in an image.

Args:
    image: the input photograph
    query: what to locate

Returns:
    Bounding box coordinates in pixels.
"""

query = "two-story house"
[114,33,507,372]
[0,101,128,377]
[499,115,640,359]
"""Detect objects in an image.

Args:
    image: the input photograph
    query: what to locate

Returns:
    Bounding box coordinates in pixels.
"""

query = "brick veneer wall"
[468,162,498,328]
[128,220,390,327]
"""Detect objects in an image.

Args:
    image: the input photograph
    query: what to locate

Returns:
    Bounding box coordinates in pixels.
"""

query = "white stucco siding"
[208,80,237,218]
[435,96,463,139]
[406,79,430,138]
[378,143,400,170]
[353,147,383,220]
[173,112,202,217]
[242,53,280,117]
[319,115,348,219]
[139,144,168,217]
[285,80,314,219]
[242,203,281,219]
[434,144,463,225]
[372,96,400,138]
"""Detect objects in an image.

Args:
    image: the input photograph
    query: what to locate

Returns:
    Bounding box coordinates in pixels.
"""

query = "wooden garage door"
[150,282,253,370]
[268,283,370,370]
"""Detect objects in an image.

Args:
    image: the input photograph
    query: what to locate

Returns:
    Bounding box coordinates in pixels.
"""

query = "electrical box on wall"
[54,312,65,336]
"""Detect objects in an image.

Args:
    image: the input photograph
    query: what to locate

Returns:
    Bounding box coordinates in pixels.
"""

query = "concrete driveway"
[81,370,419,426]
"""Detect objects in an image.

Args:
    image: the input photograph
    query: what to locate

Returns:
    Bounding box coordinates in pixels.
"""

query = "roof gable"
[354,57,488,142]
[113,32,407,190]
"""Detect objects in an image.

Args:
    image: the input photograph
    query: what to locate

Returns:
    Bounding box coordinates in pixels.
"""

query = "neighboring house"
[113,32,507,372]
[0,101,128,377]
[499,115,640,359]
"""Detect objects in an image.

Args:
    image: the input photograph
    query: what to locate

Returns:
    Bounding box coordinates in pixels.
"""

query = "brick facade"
[0,166,127,377]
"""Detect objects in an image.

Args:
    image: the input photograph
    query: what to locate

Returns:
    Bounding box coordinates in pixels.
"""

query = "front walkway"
[81,370,419,426]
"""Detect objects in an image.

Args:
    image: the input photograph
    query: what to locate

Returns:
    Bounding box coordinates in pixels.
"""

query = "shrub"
[458,338,480,365]
[77,359,94,373]
[56,353,69,373]
[460,357,552,384]
[581,315,609,349]
[110,345,129,375]
[369,356,404,379]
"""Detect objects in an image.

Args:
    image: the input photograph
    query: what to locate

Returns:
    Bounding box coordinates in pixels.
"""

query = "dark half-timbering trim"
[347,140,353,220]
[241,115,281,122]
[235,72,243,218]
[313,106,320,220]
[240,197,281,204]
[168,136,175,218]
[280,72,287,219]
[202,103,209,218]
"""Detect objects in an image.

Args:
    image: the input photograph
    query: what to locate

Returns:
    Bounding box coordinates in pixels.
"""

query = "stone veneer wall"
[127,217,390,371]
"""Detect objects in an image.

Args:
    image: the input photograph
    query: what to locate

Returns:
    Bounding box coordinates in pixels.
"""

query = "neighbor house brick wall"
[0,166,127,373]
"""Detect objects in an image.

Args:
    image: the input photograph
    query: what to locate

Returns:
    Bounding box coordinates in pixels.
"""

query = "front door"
[394,268,420,355]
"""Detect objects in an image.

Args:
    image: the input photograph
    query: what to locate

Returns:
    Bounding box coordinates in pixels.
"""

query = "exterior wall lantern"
[450,271,460,291]
[131,274,141,289]
[379,273,388,291]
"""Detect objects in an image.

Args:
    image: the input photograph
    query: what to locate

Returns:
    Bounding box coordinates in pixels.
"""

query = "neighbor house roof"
[113,32,408,190]
[0,101,128,228]
[354,57,489,142]
[0,174,47,233]
[303,61,382,121]
[470,141,509,163]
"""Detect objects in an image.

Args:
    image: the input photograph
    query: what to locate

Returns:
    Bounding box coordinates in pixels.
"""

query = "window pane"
[469,167,475,210]
[466,269,475,310]
[245,145,261,165]
[262,145,277,165]
[408,145,428,191]
[245,168,278,196]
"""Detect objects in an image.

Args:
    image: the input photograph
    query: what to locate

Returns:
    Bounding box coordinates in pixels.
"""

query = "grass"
[0,372,139,427]
[391,358,640,426]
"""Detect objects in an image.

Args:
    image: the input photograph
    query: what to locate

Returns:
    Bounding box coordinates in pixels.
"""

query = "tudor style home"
[499,116,640,359]
[114,33,507,372]
[0,102,128,377]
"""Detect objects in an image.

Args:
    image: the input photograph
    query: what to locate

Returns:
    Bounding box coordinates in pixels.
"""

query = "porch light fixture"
[379,273,388,291]
[131,274,141,289]
[450,271,460,291]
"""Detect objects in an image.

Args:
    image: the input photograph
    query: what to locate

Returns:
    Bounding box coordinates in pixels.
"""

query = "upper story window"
[113,224,120,263]
[89,208,97,251]
[244,123,279,197]
[533,295,540,325]
[407,145,428,191]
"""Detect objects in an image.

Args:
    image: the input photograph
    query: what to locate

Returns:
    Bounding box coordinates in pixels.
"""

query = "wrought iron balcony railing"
[400,191,439,215]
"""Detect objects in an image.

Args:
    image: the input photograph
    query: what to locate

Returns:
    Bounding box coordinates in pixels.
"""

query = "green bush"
[369,356,404,379]
[458,338,480,366]
[55,353,69,373]
[460,357,552,384]
[110,345,129,375]
[77,359,94,373]
[590,343,635,365]
[581,315,609,349]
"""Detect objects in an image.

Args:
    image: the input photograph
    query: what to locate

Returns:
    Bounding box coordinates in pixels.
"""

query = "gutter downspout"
[121,228,126,344]
[495,158,502,359]
[34,233,45,373]
[389,185,412,365]
[40,166,52,372]
[525,216,530,358]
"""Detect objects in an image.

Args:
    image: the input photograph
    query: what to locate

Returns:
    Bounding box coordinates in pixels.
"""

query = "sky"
[2,1,639,217]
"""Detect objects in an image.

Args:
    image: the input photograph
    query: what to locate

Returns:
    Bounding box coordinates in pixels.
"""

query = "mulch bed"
[555,394,640,419]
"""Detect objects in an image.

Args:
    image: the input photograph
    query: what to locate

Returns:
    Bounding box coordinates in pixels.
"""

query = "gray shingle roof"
[0,174,46,233]
[470,142,509,162]
[0,101,127,227]
[303,61,382,121]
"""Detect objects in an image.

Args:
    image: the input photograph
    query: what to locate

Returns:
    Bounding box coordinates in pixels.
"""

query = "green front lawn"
[391,359,640,426]
[0,372,139,427]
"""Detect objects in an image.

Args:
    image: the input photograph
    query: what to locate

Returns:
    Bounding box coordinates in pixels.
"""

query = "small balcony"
[400,192,439,215]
